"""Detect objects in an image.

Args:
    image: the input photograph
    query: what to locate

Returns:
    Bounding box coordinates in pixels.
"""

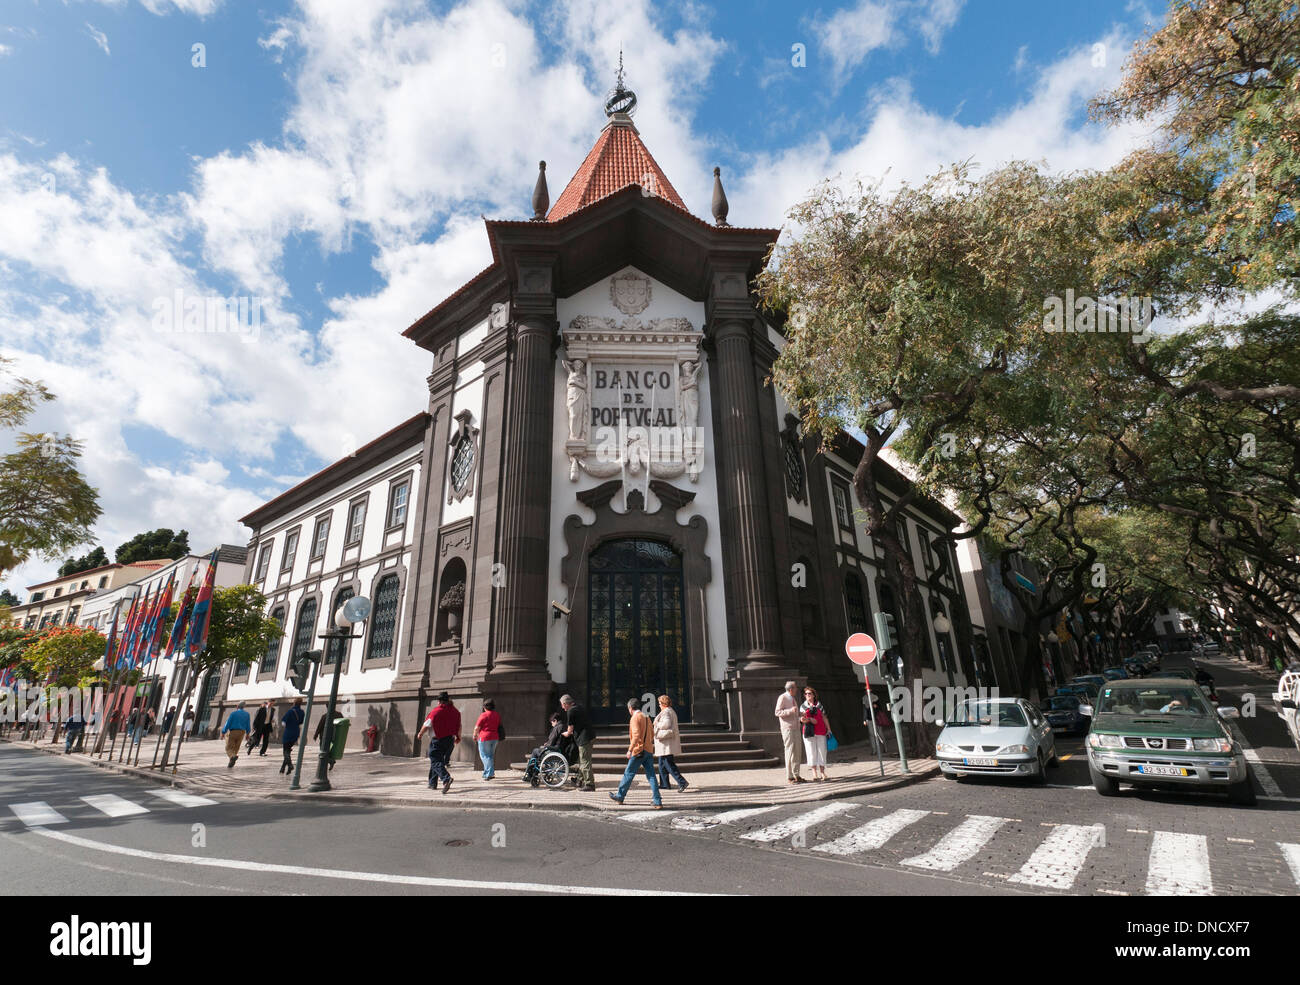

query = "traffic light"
[289,649,322,692]
[874,611,898,651]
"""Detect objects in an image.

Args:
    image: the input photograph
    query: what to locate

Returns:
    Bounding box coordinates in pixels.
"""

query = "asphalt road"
[2,650,1295,896]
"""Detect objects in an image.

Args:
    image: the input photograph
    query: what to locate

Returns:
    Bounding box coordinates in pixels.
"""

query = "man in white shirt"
[775,681,805,784]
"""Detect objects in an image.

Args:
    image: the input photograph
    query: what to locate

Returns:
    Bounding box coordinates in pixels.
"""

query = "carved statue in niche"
[561,358,588,442]
[678,359,701,430]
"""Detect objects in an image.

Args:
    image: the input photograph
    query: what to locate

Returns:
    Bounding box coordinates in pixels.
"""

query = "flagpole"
[131,573,175,766]
[167,549,218,772]
[116,579,158,764]
[102,590,144,760]
[150,567,197,767]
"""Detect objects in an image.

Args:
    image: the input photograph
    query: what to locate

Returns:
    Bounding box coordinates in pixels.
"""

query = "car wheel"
[1048,743,1060,767]
[944,771,964,782]
[1090,765,1120,797]
[1227,773,1257,807]
[1032,750,1048,785]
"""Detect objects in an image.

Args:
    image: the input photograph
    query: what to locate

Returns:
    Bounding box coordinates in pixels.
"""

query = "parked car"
[1056,682,1101,704]
[1082,678,1254,805]
[1102,666,1129,681]
[1042,695,1090,735]
[1123,658,1150,678]
[1273,666,1300,752]
[1072,674,1109,690]
[935,697,1058,783]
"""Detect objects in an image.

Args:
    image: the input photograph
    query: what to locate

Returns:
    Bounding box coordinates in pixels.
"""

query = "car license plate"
[963,757,998,766]
[1137,765,1188,776]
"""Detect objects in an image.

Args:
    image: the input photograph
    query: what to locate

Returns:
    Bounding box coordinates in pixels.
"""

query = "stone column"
[707,264,796,756]
[485,257,558,761]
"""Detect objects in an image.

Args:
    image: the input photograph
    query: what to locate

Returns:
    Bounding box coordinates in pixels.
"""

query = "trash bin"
[328,717,350,763]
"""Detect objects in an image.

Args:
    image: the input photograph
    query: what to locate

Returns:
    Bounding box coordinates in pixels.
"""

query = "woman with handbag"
[474,698,502,780]
[653,695,689,792]
[800,687,831,781]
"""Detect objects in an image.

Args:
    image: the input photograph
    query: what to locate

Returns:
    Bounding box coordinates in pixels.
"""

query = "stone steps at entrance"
[588,728,780,774]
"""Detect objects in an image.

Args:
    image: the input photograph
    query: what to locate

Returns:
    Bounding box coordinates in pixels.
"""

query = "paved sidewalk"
[2,734,936,812]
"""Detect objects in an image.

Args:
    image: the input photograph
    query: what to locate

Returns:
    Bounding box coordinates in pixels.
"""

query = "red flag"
[116,592,146,671]
[165,567,199,659]
[144,574,176,659]
[186,549,219,658]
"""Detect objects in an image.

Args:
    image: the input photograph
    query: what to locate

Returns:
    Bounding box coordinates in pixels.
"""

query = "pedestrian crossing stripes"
[612,803,1299,895]
[9,791,216,827]
[670,806,780,831]
[148,788,217,808]
[10,802,68,827]
[738,803,854,842]
[81,794,150,818]
[1006,823,1104,890]
[812,809,930,856]
[902,814,1007,872]
[618,810,677,823]
[1146,831,1212,896]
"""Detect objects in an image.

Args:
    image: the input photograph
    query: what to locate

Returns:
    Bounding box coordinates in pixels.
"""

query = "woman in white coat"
[653,695,690,792]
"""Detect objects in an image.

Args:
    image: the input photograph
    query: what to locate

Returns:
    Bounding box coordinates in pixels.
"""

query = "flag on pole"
[142,573,175,661]
[115,592,145,671]
[164,568,198,660]
[185,549,219,658]
[122,581,156,670]
[102,611,120,670]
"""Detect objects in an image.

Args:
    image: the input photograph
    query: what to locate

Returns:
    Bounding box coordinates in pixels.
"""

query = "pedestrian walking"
[221,702,251,768]
[63,711,86,754]
[775,680,805,784]
[249,700,275,756]
[417,691,461,794]
[312,710,338,771]
[181,706,194,738]
[279,697,305,775]
[610,698,662,807]
[560,694,596,791]
[653,695,689,792]
[473,698,502,779]
[160,707,175,736]
[800,686,831,781]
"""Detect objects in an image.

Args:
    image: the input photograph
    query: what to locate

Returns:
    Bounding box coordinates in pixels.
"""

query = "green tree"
[115,528,189,564]
[26,625,106,688]
[0,358,102,576]
[0,588,21,607]
[59,546,109,577]
[158,585,282,765]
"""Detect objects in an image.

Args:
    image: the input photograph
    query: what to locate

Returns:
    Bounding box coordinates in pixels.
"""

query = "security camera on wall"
[551,599,571,620]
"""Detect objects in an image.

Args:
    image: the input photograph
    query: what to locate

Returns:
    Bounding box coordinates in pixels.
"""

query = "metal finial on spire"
[711,166,730,227]
[531,160,549,221]
[604,49,637,119]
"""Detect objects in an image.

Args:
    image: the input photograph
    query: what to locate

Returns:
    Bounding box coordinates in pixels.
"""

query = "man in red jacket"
[417,691,461,794]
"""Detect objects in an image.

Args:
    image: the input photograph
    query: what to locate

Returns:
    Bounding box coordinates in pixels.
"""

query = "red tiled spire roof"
[547,117,687,221]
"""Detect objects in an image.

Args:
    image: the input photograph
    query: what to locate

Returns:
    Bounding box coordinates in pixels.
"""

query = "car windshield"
[1161,669,1195,680]
[1047,697,1080,711]
[1096,685,1212,717]
[951,702,1027,727]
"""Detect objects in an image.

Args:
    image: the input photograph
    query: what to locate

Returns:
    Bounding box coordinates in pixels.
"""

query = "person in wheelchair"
[523,714,580,787]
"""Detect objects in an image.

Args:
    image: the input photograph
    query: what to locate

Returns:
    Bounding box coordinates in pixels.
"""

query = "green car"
[1082,678,1255,806]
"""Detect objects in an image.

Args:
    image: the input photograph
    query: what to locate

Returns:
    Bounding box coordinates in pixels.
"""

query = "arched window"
[845,572,870,635]
[260,607,286,675]
[366,575,401,664]
[325,587,354,671]
[290,598,318,676]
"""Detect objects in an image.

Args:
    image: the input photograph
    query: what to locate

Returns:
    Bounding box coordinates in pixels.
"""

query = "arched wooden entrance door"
[587,538,689,725]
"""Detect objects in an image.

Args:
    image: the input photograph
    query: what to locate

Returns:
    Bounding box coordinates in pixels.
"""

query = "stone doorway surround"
[559,479,722,724]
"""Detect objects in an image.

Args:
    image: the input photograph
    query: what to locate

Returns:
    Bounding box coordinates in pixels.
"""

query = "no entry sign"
[845,632,878,665]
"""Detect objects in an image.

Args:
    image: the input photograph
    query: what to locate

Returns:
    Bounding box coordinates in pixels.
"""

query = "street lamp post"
[307,596,370,793]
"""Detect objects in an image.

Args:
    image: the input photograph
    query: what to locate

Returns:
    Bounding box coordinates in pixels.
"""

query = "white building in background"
[209,414,427,742]
[77,547,248,727]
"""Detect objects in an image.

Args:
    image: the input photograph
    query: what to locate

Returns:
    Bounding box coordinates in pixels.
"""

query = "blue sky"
[0,0,1160,595]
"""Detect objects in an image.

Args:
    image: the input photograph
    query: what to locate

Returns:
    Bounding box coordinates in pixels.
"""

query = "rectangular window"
[281,530,299,572]
[346,500,366,544]
[53,587,62,597]
[255,543,273,581]
[311,515,331,559]
[30,592,45,603]
[832,482,852,529]
[388,480,409,527]
[98,576,108,588]
[80,581,88,590]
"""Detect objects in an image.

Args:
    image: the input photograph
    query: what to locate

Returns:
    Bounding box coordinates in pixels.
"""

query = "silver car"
[935,697,1058,782]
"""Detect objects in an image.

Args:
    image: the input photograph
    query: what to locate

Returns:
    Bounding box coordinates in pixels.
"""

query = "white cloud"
[916,0,964,54]
[85,23,110,56]
[809,0,899,87]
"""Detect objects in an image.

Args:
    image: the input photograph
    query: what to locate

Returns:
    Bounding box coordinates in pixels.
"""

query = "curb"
[2,737,938,813]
